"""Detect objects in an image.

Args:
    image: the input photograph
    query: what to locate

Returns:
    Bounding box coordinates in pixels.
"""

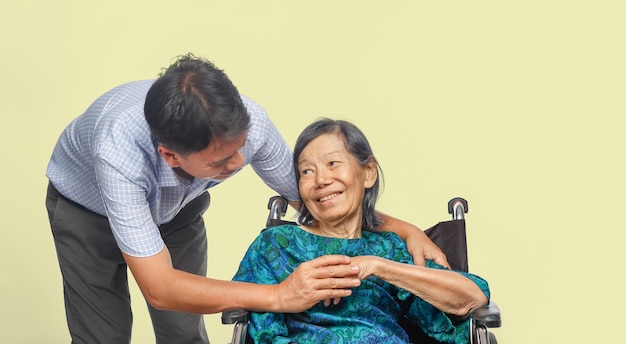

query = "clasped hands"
[274,254,413,311]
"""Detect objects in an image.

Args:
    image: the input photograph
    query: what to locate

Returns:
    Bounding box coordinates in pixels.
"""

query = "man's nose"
[225,150,244,170]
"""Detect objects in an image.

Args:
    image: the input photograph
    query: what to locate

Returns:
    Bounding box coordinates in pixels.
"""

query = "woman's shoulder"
[261,222,300,233]
[363,229,405,244]
[257,223,303,242]
[362,230,412,261]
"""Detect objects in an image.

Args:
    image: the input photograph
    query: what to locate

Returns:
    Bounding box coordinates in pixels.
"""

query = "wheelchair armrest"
[221,308,249,325]
[473,302,501,328]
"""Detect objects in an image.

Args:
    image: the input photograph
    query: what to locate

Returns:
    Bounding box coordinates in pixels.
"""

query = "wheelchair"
[222,196,502,344]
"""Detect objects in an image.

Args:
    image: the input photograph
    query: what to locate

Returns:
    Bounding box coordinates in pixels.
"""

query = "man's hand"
[274,255,361,312]
[405,228,449,268]
[376,212,449,268]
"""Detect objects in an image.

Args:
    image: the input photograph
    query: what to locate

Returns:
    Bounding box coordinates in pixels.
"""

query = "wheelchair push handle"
[266,196,289,227]
[448,197,468,220]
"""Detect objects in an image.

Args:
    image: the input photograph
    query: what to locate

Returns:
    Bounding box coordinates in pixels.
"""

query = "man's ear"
[363,158,378,189]
[157,145,182,168]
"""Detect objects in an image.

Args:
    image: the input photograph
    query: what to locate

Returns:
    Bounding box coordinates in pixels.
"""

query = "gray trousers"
[46,183,211,344]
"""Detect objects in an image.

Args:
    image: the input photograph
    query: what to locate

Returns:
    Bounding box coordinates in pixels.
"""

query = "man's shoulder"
[239,94,268,119]
[111,79,155,92]
[96,79,155,105]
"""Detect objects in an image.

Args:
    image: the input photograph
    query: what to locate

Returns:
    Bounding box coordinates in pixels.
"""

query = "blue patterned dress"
[232,224,490,344]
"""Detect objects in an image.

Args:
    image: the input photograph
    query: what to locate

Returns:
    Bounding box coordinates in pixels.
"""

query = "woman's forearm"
[375,260,488,316]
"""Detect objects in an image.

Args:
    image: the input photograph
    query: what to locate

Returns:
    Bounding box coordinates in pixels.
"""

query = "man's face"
[158,132,247,180]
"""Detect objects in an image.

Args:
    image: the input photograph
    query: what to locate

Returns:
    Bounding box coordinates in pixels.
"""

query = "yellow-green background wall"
[2,1,624,343]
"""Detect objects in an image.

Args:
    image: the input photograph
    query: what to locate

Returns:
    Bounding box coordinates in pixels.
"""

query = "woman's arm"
[377,212,449,268]
[350,256,487,316]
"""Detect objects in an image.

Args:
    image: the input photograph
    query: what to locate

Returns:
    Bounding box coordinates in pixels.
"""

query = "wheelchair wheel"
[488,332,497,344]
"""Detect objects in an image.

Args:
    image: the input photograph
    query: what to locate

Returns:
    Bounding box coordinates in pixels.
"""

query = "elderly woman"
[233,119,490,343]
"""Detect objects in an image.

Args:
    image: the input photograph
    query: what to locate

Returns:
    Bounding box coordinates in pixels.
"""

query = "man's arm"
[123,246,361,314]
[376,211,449,268]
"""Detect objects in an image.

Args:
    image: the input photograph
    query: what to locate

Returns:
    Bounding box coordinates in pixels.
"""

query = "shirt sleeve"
[239,95,300,202]
[94,155,164,257]
[232,232,293,344]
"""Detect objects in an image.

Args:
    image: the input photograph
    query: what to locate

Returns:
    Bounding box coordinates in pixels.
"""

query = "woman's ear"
[157,145,182,168]
[363,157,378,189]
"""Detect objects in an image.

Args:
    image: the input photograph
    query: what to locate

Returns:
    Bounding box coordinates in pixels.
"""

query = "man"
[45,53,446,343]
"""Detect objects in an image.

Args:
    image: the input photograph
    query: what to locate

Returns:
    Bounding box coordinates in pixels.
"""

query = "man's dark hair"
[293,118,384,231]
[144,53,250,156]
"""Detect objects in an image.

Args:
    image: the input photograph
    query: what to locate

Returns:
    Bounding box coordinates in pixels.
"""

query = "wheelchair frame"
[222,196,501,344]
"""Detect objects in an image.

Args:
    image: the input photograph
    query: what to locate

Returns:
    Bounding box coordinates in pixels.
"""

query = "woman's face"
[297,133,376,227]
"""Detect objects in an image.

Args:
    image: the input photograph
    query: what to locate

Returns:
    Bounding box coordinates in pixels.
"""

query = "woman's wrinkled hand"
[348,256,382,280]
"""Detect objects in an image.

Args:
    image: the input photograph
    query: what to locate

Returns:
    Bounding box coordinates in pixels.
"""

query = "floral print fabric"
[233,224,490,344]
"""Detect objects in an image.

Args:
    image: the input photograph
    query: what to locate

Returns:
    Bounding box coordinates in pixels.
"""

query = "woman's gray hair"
[293,118,384,231]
